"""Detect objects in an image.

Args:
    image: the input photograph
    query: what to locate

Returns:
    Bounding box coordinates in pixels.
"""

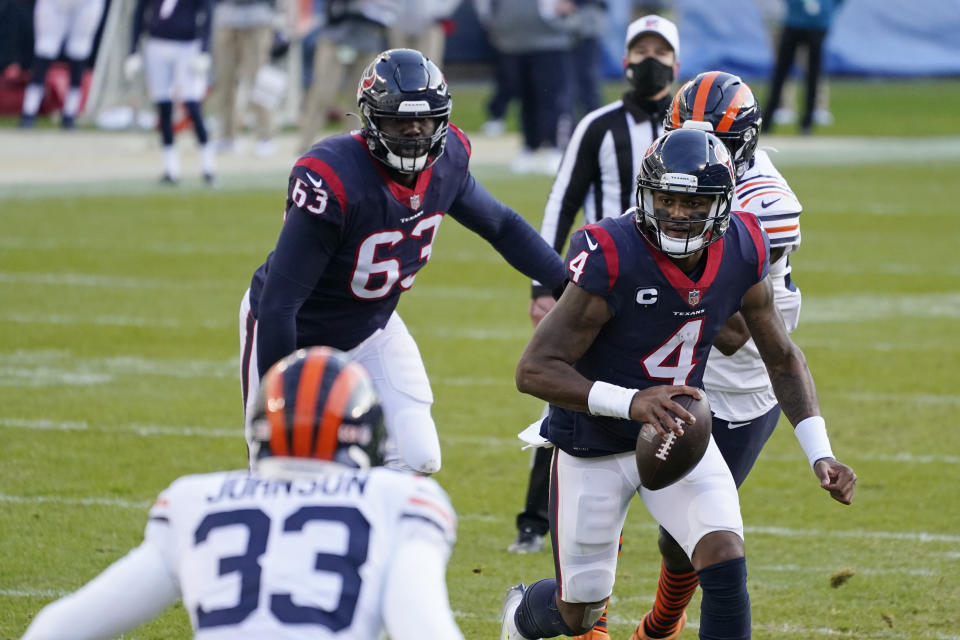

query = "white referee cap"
[625,14,680,59]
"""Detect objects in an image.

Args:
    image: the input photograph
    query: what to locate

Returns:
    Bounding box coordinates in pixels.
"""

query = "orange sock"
[645,559,698,637]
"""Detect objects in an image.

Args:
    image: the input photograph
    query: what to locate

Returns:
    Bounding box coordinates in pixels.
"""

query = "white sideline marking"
[752,564,937,577]
[802,292,960,322]
[0,351,237,387]
[1,312,229,330]
[0,493,151,509]
[0,418,236,438]
[4,419,958,466]
[0,271,230,290]
[0,236,262,256]
[4,486,956,545]
[753,451,960,465]
[801,262,960,277]
[747,525,960,544]
[0,588,70,598]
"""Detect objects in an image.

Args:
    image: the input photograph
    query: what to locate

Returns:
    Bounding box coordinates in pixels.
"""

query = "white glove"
[191,52,211,75]
[123,54,142,82]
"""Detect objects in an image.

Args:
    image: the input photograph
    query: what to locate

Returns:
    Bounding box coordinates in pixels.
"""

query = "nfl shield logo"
[688,289,701,306]
[409,194,421,210]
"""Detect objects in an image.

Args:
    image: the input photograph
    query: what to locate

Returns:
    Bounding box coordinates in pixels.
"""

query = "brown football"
[635,392,713,490]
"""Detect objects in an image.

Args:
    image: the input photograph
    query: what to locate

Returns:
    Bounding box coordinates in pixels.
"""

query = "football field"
[2,94,960,636]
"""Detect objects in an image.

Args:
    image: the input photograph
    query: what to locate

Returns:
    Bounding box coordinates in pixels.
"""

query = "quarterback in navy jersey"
[240,49,566,474]
[500,128,856,640]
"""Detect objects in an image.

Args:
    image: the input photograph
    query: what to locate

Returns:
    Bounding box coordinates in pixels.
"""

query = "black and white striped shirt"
[533,93,670,295]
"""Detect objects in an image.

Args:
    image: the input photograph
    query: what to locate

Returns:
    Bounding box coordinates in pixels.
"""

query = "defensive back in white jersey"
[704,148,804,420]
[23,466,462,640]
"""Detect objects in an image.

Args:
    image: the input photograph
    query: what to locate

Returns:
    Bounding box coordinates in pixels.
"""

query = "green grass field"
[2,79,960,639]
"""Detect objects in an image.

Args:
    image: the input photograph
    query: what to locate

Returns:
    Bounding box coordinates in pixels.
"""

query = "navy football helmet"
[635,128,735,257]
[664,71,761,178]
[357,49,452,173]
[250,347,386,469]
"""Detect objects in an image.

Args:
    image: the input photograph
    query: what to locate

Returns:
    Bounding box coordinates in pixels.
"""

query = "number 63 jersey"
[544,211,770,457]
[248,125,564,362]
[148,467,459,639]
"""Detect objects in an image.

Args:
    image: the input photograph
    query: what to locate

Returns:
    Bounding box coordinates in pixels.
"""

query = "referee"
[509,15,682,559]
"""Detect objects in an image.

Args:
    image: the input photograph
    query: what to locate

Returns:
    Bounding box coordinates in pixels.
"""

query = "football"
[635,392,713,490]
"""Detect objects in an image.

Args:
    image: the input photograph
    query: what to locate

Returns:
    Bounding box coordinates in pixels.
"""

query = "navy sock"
[67,58,85,88]
[184,101,208,144]
[515,579,575,638]
[697,557,751,640]
[157,101,174,146]
[29,56,53,84]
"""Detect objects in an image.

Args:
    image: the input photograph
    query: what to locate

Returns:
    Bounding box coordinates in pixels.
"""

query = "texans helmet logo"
[358,69,377,97]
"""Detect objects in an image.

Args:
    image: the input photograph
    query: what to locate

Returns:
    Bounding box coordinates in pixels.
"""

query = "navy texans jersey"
[250,125,565,377]
[132,0,213,50]
[543,211,770,457]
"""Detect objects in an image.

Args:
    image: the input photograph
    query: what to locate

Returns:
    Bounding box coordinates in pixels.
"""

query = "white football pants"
[34,0,105,60]
[551,437,743,604]
[143,37,207,103]
[239,289,440,473]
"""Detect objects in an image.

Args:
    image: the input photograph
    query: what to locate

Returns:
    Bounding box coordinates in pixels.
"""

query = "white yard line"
[0,271,231,290]
[3,418,958,466]
[1,486,957,544]
[0,493,151,509]
[0,311,229,330]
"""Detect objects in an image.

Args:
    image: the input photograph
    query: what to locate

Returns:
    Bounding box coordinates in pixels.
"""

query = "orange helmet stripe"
[692,71,720,122]
[716,84,750,133]
[292,350,329,457]
[669,91,683,129]
[266,369,289,457]
[314,363,360,460]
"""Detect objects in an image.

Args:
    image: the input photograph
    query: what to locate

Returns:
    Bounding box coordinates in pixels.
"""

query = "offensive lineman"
[500,128,856,640]
[19,0,106,128]
[22,347,464,640]
[125,0,216,184]
[240,49,566,474]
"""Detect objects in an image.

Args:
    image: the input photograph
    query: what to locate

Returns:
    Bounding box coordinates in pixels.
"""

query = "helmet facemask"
[714,125,759,178]
[360,102,450,173]
[635,128,735,258]
[636,178,731,257]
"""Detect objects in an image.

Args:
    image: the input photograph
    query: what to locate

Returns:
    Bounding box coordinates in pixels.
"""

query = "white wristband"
[794,416,834,468]
[587,381,638,420]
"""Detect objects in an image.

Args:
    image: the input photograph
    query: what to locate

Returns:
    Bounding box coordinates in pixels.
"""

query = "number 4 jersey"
[145,467,458,639]
[543,211,770,457]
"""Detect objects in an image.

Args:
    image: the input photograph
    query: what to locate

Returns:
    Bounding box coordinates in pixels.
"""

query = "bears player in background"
[499,128,857,640]
[627,70,817,640]
[508,13,682,561]
[23,347,465,640]
[125,0,216,185]
[19,0,106,128]
[240,49,566,474]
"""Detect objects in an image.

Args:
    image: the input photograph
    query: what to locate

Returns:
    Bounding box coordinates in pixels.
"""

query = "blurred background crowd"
[1,0,958,178]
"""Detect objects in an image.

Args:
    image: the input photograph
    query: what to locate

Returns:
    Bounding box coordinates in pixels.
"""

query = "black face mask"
[625,58,675,97]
